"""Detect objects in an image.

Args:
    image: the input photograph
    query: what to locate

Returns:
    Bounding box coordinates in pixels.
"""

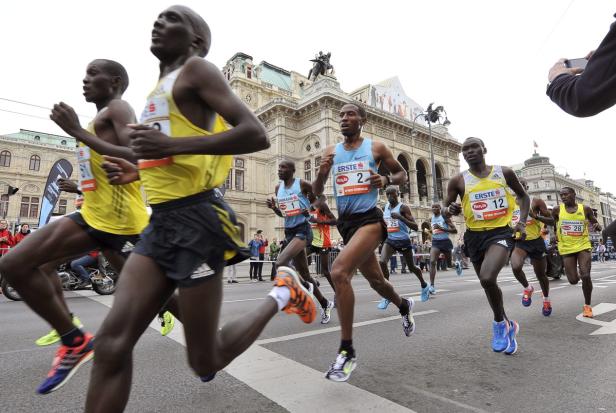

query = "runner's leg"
[511,248,530,288]
[577,251,592,306]
[378,242,394,281]
[429,247,440,287]
[476,244,509,322]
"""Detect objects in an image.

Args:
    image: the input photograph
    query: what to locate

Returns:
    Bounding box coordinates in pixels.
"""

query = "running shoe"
[200,372,216,382]
[401,298,416,336]
[274,266,317,324]
[429,285,436,295]
[492,320,510,353]
[324,350,357,382]
[377,298,390,310]
[455,260,463,276]
[321,300,334,324]
[35,316,83,347]
[37,332,95,394]
[420,284,431,302]
[583,305,593,318]
[522,285,534,307]
[160,311,175,336]
[504,320,519,355]
[542,300,552,317]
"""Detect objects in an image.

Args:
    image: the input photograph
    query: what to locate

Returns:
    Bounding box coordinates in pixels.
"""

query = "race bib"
[511,209,534,226]
[432,223,444,234]
[77,146,96,192]
[310,211,318,228]
[469,188,509,221]
[334,161,371,196]
[386,218,400,232]
[560,220,585,236]
[138,97,174,169]
[278,194,302,217]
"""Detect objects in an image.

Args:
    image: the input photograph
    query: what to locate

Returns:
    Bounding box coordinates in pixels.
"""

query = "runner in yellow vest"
[510,178,554,316]
[85,7,316,410]
[552,186,601,318]
[445,137,529,355]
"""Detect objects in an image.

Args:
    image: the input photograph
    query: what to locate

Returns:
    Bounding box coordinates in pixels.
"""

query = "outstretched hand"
[102,156,139,185]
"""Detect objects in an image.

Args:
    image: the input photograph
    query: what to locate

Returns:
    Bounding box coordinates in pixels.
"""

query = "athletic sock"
[60,327,85,347]
[543,296,550,301]
[268,286,291,311]
[524,285,533,291]
[398,298,410,316]
[339,340,355,358]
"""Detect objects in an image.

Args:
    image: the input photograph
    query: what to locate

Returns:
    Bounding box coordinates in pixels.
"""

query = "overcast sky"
[2,1,614,192]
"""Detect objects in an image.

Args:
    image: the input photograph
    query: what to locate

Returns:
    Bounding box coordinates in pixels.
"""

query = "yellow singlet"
[557,204,591,255]
[511,201,542,241]
[137,66,231,204]
[462,166,516,231]
[77,120,148,235]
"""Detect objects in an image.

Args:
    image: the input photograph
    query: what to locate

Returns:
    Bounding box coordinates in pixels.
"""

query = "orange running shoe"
[583,305,593,318]
[274,266,317,324]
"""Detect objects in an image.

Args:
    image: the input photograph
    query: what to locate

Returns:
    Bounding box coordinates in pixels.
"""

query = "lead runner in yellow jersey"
[86,7,317,412]
[551,186,601,318]
[445,137,529,355]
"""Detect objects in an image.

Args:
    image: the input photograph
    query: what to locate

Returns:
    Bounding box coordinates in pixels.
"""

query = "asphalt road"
[1,261,616,413]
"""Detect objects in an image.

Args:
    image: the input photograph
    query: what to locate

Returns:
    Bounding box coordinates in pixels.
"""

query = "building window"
[224,170,232,190]
[29,155,41,171]
[61,140,67,145]
[0,151,11,167]
[20,196,39,218]
[58,199,67,215]
[304,171,312,181]
[34,135,40,141]
[304,160,311,171]
[314,156,321,178]
[235,158,245,169]
[547,195,552,200]
[246,66,252,79]
[533,182,539,190]
[0,194,8,218]
[235,170,244,191]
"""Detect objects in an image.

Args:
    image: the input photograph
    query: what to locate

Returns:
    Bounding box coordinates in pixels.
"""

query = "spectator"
[0,219,14,256]
[269,237,280,281]
[13,224,31,246]
[598,240,607,263]
[70,250,99,288]
[256,230,267,281]
[226,264,238,284]
[247,233,263,282]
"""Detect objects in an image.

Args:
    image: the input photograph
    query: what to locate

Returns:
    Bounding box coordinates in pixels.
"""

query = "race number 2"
[334,161,371,196]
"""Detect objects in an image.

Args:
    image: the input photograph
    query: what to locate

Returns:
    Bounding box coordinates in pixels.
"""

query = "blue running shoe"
[504,320,519,355]
[522,286,534,307]
[455,261,463,276]
[200,372,217,382]
[37,333,95,394]
[429,285,436,295]
[420,284,430,302]
[542,300,552,317]
[377,298,390,310]
[491,320,509,353]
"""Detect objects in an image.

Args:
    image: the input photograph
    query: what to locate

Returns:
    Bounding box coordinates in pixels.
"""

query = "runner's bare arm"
[584,205,602,231]
[50,101,137,161]
[397,205,419,231]
[445,174,464,215]
[443,216,458,234]
[532,198,555,226]
[503,167,530,224]
[313,145,335,198]
[267,185,283,217]
[372,141,407,187]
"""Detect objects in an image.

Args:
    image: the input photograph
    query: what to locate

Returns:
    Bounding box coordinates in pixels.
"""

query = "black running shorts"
[463,226,513,264]
[133,191,250,288]
[514,237,547,260]
[337,207,387,245]
[66,212,140,254]
[284,221,313,246]
[385,237,414,252]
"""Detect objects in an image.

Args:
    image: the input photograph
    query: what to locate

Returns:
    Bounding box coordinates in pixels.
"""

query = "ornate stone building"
[0,129,78,231]
[221,53,462,242]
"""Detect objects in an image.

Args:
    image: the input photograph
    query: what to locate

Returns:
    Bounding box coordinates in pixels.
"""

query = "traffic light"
[7,185,19,196]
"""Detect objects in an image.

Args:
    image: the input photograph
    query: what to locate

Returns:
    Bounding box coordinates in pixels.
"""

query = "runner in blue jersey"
[378,186,431,306]
[267,160,334,324]
[313,103,415,382]
[429,203,458,294]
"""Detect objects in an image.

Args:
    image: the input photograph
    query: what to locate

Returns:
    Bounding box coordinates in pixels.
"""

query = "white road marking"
[76,290,418,412]
[401,383,491,413]
[575,302,616,335]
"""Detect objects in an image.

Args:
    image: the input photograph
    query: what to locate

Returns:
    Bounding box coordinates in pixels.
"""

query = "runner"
[307,192,337,292]
[510,178,554,316]
[444,137,529,355]
[267,160,334,324]
[552,186,602,317]
[0,59,160,394]
[313,102,415,382]
[84,7,316,411]
[429,203,458,294]
[378,186,430,307]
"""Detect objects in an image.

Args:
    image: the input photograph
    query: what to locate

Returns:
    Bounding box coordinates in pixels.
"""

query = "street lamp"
[412,103,451,203]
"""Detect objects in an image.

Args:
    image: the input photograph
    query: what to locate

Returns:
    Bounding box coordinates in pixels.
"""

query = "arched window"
[0,151,11,167]
[435,164,444,201]
[416,160,428,200]
[29,155,41,171]
[397,154,410,200]
[0,194,8,218]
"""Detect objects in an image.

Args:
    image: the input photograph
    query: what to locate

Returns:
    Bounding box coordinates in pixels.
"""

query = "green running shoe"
[160,311,175,336]
[35,316,83,346]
